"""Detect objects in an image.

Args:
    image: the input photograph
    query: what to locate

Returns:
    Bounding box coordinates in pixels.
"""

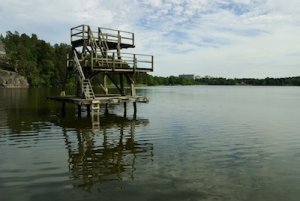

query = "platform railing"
[93,52,153,71]
[99,27,134,47]
[71,25,89,42]
[71,25,135,47]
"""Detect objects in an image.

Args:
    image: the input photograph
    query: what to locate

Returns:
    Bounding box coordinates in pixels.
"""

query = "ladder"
[82,79,95,99]
[91,100,100,130]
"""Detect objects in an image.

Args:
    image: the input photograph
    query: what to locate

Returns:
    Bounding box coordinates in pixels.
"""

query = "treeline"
[0,31,70,87]
[1,31,300,87]
[136,74,300,86]
[199,77,300,86]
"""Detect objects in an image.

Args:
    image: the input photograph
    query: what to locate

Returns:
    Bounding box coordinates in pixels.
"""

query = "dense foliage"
[1,31,299,87]
[0,31,70,87]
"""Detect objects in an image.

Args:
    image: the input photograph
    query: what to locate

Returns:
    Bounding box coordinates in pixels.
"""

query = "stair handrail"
[98,27,109,51]
[98,28,109,67]
[87,26,99,54]
[74,50,96,99]
[85,79,95,99]
[73,50,85,80]
[87,26,109,68]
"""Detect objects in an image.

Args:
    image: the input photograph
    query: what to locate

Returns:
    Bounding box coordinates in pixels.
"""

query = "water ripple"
[1,87,300,201]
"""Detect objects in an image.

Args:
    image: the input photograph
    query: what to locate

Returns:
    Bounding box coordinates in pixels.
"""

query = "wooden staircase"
[87,26,109,69]
[73,50,96,99]
[82,79,95,99]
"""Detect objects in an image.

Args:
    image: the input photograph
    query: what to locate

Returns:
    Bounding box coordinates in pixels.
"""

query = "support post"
[131,82,136,97]
[127,74,136,97]
[123,102,127,117]
[133,54,137,73]
[112,52,115,71]
[117,31,121,59]
[133,102,137,119]
[77,105,82,118]
[87,104,91,117]
[104,74,108,95]
[62,102,66,117]
[105,104,109,114]
[119,74,124,95]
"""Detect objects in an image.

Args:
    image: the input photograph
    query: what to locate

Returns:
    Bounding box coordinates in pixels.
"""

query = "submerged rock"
[0,69,29,88]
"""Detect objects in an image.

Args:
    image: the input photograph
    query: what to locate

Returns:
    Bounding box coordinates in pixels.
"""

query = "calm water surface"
[1,86,300,201]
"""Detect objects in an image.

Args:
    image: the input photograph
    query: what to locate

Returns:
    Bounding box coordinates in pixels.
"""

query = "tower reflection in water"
[59,114,153,192]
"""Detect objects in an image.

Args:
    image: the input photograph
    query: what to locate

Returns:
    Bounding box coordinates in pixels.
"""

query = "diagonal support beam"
[125,73,136,96]
[106,73,123,94]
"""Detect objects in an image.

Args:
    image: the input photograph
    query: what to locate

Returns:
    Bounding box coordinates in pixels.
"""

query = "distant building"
[195,75,201,80]
[179,74,195,80]
[204,75,214,79]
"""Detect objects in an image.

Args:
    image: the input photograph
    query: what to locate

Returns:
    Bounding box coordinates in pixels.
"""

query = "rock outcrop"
[0,69,29,88]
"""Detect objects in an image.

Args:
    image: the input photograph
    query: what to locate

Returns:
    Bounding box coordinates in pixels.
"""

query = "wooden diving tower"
[48,25,153,126]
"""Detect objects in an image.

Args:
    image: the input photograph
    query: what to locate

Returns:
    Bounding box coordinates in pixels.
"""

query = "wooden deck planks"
[47,95,149,106]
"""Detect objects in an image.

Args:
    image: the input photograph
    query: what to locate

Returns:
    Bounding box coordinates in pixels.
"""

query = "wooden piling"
[133,102,137,119]
[105,104,109,114]
[87,105,91,117]
[123,102,127,117]
[62,102,66,117]
[77,105,82,118]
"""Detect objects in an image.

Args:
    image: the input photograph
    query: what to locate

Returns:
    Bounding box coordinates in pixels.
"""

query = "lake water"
[1,86,300,201]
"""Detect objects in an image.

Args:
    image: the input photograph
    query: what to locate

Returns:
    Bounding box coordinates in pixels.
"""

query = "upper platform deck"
[71,25,135,49]
[68,51,153,73]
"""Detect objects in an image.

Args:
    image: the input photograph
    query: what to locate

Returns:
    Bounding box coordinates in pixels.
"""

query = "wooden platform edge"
[47,95,149,105]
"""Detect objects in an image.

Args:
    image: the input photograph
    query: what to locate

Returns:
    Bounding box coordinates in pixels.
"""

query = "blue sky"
[0,0,300,78]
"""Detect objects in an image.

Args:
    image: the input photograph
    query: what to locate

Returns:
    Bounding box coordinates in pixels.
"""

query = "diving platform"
[51,24,154,124]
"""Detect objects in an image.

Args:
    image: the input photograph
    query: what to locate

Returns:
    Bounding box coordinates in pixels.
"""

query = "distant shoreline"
[135,74,300,86]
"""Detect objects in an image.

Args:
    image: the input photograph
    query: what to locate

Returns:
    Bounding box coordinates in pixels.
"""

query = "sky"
[0,0,300,78]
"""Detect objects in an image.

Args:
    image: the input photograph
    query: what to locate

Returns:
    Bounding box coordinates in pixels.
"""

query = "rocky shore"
[0,69,29,88]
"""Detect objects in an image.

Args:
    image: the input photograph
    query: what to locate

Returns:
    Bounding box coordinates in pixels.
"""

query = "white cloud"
[0,0,300,78]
